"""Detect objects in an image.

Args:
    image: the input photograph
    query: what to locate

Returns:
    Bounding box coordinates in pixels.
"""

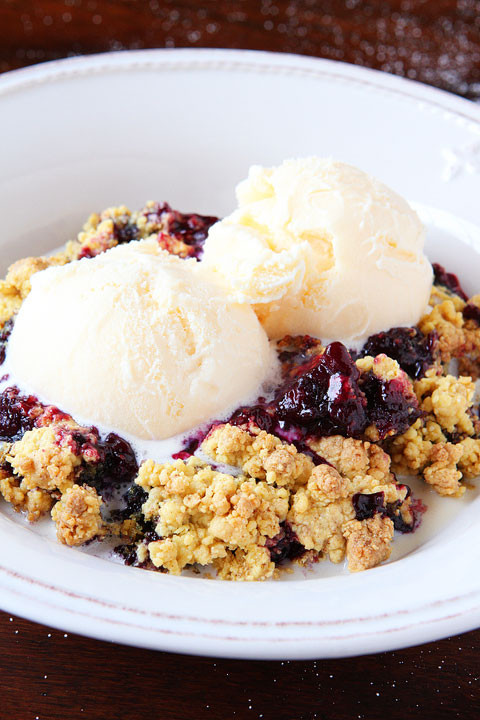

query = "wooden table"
[0,1,479,718]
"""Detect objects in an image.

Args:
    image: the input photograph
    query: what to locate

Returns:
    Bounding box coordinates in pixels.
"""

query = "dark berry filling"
[77,246,95,260]
[385,500,414,533]
[463,303,480,325]
[353,491,385,520]
[113,484,159,568]
[0,386,137,495]
[0,387,43,441]
[275,342,368,437]
[78,203,218,261]
[227,342,420,444]
[167,209,218,259]
[432,262,468,301]
[172,435,202,461]
[122,484,149,517]
[228,402,278,436]
[139,202,218,260]
[114,534,159,569]
[265,521,305,563]
[358,327,437,379]
[360,372,422,437]
[113,220,140,245]
[60,427,138,495]
[353,485,416,533]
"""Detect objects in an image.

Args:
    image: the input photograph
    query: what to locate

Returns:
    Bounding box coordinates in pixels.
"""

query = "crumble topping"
[128,439,408,576]
[423,443,465,497]
[214,546,275,582]
[389,357,480,495]
[0,472,54,522]
[51,484,103,546]
[202,424,313,489]
[356,353,404,381]
[0,256,64,327]
[419,300,465,364]
[308,435,393,484]
[415,370,476,435]
[286,439,407,565]
[343,515,394,573]
[1,210,480,581]
[136,457,289,577]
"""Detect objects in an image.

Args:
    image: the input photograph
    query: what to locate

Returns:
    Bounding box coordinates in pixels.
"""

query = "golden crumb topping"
[5,203,480,580]
[202,424,313,489]
[7,426,81,494]
[308,435,393,484]
[415,370,475,435]
[0,256,63,326]
[136,457,288,578]
[343,515,394,572]
[51,484,103,546]
[419,300,465,364]
[422,443,465,497]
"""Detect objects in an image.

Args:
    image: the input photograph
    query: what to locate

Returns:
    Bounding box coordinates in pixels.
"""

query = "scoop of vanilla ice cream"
[6,240,273,440]
[203,158,433,348]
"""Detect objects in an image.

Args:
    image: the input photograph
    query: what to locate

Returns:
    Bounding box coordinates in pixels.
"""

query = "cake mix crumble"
[1,202,479,581]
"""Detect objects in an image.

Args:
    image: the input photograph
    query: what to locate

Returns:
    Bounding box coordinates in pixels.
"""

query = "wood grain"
[0,613,479,720]
[1,1,480,718]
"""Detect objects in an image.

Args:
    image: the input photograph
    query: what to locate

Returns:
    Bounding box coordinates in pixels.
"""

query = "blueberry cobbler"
[1,158,479,581]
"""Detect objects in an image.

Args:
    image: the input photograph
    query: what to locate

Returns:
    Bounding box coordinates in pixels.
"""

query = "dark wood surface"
[1,1,480,718]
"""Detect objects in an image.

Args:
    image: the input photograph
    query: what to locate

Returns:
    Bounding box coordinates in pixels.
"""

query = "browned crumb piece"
[51,484,103,546]
[461,308,480,379]
[343,515,394,572]
[308,435,394,484]
[293,549,321,568]
[423,443,465,497]
[388,360,480,493]
[136,457,288,577]
[0,472,24,508]
[390,419,475,496]
[147,531,229,575]
[309,464,349,501]
[419,290,480,378]
[202,424,313,489]
[419,300,465,364]
[133,201,175,237]
[457,354,480,381]
[276,335,324,356]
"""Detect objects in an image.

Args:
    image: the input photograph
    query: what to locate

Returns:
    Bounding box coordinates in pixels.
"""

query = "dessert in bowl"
[1,158,479,581]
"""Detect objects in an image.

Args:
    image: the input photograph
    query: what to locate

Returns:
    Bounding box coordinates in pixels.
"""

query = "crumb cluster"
[389,279,480,497]
[129,424,410,579]
[1,206,480,581]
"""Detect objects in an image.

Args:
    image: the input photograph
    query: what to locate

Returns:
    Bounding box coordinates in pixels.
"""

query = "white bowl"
[1,49,480,659]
